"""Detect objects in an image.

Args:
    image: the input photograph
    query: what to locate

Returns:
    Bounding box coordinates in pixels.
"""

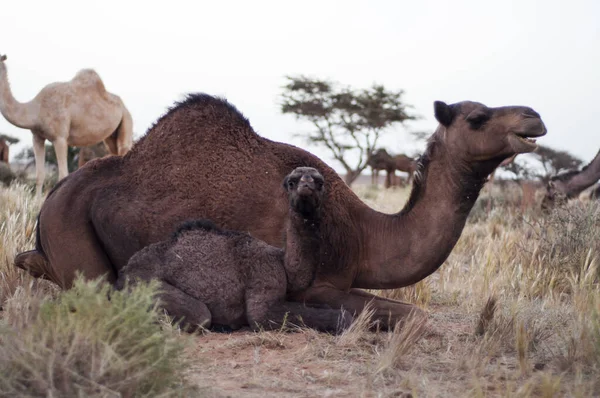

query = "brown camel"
[0,136,8,164]
[117,167,352,332]
[367,148,394,187]
[76,142,109,169]
[15,94,547,327]
[391,154,417,187]
[0,54,133,198]
[590,184,600,200]
[542,149,600,210]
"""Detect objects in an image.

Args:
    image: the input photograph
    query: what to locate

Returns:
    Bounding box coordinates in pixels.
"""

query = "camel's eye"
[465,109,490,129]
[288,180,296,189]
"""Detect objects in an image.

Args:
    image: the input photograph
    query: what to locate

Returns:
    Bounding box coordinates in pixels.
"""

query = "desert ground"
[0,180,599,397]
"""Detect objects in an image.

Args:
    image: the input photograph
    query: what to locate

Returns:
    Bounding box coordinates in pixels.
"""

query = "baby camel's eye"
[288,180,296,189]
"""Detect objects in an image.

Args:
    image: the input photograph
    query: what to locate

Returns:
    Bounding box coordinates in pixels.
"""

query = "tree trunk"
[344,170,361,186]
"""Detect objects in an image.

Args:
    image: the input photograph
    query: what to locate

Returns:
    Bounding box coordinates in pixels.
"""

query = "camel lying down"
[116,167,353,332]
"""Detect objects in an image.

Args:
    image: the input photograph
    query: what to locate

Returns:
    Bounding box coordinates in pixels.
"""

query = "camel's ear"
[0,55,6,62]
[434,101,454,127]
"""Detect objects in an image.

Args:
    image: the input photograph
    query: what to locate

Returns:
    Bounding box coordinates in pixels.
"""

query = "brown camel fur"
[77,142,109,169]
[542,149,600,210]
[0,137,8,164]
[15,94,547,328]
[116,167,352,332]
[0,54,133,198]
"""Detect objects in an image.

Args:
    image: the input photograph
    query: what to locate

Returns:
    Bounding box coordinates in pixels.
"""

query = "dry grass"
[1,181,600,397]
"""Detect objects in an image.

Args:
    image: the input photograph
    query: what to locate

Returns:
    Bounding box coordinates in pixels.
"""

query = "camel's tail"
[14,250,51,280]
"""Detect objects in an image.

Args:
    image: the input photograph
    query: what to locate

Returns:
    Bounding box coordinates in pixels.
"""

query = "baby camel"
[116,167,352,332]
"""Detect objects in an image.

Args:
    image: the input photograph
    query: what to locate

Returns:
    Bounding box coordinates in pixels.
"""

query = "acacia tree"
[280,76,417,185]
[533,145,582,182]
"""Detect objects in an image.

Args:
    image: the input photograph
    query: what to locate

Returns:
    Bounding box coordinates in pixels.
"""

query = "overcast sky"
[1,0,599,170]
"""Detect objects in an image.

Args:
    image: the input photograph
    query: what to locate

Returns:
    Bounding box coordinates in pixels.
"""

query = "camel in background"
[0,136,8,164]
[367,149,394,187]
[542,149,600,209]
[368,149,417,188]
[0,54,133,198]
[391,154,417,187]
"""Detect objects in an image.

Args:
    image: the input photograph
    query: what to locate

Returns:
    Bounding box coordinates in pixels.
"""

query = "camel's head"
[433,100,547,173]
[283,167,325,219]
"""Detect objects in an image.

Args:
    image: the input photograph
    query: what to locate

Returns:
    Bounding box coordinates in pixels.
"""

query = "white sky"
[1,0,599,170]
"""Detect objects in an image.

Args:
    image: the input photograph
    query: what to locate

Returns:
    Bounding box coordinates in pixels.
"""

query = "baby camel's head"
[283,167,325,219]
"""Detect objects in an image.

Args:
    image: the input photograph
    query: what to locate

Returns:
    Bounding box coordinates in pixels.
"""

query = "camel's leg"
[294,284,424,329]
[115,108,133,155]
[32,134,46,199]
[52,137,69,181]
[156,282,212,331]
[103,134,119,155]
[246,296,353,333]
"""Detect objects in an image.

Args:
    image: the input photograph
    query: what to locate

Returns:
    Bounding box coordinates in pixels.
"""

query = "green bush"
[0,276,194,397]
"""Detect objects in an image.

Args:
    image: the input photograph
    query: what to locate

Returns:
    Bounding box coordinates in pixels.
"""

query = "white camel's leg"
[103,135,118,155]
[52,137,69,181]
[32,134,46,199]
[115,107,133,155]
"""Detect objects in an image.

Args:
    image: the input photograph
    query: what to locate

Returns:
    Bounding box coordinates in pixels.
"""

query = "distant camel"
[542,149,600,209]
[590,185,600,200]
[76,142,109,169]
[0,136,8,164]
[117,167,352,332]
[0,54,133,198]
[367,148,394,187]
[16,95,547,328]
[391,154,417,187]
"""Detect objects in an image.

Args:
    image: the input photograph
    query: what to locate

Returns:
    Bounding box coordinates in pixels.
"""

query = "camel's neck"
[0,63,37,129]
[283,211,321,294]
[354,131,493,289]
[559,150,600,197]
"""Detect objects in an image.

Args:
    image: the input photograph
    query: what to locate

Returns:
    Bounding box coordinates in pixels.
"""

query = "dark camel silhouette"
[367,149,394,187]
[15,94,547,327]
[0,136,8,164]
[391,154,417,187]
[367,149,417,188]
[542,149,600,210]
[117,167,352,332]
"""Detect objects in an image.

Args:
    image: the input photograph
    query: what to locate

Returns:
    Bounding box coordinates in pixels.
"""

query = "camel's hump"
[72,69,106,91]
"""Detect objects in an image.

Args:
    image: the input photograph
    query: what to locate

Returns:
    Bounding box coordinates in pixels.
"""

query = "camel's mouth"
[510,122,547,153]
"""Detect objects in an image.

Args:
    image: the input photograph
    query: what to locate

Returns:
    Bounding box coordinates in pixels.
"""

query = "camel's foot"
[249,301,353,334]
[291,285,425,330]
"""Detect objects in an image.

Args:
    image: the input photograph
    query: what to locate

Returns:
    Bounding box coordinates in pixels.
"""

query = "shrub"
[0,276,194,397]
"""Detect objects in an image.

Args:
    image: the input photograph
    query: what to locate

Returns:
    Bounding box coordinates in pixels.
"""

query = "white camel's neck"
[0,63,38,129]
[355,132,490,289]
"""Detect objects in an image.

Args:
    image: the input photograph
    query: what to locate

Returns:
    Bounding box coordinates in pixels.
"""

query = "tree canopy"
[280,76,417,185]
